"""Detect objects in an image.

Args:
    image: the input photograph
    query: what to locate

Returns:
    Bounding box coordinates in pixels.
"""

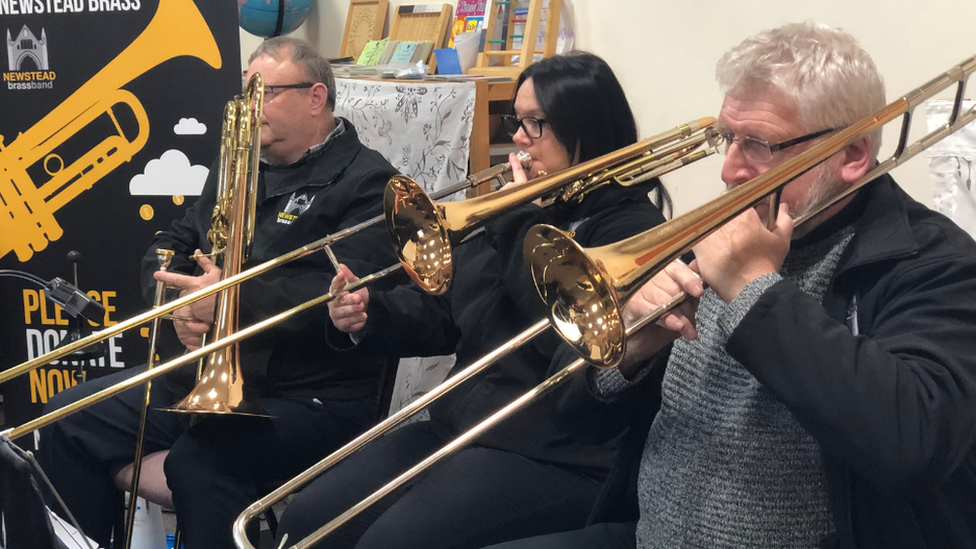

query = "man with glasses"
[37,37,402,549]
[485,22,976,549]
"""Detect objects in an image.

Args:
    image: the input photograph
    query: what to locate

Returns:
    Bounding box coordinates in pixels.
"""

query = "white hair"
[716,21,886,159]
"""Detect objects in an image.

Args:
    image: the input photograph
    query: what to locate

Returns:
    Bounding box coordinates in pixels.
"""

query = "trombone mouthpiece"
[688,117,717,132]
[515,150,532,169]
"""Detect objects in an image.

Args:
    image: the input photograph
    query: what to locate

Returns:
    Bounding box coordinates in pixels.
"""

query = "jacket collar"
[839,173,919,272]
[259,117,364,198]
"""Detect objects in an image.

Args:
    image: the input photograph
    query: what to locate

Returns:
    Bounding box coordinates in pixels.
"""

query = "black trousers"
[35,365,378,549]
[275,420,605,549]
[480,522,637,549]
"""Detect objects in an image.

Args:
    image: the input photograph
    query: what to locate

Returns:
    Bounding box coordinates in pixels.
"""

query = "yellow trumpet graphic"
[0,0,222,262]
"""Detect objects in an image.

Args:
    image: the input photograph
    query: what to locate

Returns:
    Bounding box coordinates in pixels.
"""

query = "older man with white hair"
[485,21,976,549]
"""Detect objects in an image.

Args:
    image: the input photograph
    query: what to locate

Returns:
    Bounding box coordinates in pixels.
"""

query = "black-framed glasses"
[501,115,547,139]
[707,127,838,163]
[262,82,316,102]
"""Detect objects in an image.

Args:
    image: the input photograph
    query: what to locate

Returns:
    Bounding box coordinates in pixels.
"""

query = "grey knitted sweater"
[634,225,855,549]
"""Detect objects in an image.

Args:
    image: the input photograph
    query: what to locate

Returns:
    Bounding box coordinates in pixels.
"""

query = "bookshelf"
[467,0,562,78]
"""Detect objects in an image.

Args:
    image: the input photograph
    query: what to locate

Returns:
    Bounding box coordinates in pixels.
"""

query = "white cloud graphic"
[174,117,207,135]
[129,149,209,196]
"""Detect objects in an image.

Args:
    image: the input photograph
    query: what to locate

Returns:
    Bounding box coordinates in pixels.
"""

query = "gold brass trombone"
[166,73,269,416]
[232,118,720,549]
[386,117,716,293]
[525,54,976,370]
[1,118,717,549]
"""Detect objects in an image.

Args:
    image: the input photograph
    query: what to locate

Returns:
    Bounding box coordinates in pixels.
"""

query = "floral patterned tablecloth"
[335,78,477,197]
[335,78,478,415]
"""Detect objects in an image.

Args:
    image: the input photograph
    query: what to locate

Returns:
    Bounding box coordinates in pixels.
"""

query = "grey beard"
[789,165,848,238]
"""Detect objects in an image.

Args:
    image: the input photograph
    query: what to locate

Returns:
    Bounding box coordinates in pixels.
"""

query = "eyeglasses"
[262,82,315,103]
[707,127,838,163]
[501,115,547,139]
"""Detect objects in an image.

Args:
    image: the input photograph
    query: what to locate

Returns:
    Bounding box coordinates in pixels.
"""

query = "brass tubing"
[614,54,976,300]
[230,118,721,548]
[286,305,673,549]
[232,318,551,549]
[166,75,268,416]
[122,249,174,549]
[414,117,714,240]
[0,264,403,441]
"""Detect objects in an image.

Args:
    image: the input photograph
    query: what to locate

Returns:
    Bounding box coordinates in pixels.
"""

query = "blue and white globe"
[239,0,313,38]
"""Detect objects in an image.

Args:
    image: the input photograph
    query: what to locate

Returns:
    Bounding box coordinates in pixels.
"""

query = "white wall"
[241,0,976,215]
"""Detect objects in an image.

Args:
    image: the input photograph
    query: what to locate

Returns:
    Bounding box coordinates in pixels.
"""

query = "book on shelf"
[356,39,388,65]
[390,41,419,63]
[377,40,401,64]
[411,41,435,64]
[449,0,488,47]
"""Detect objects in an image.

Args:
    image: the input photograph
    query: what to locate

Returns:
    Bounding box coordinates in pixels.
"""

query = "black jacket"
[566,174,976,547]
[329,180,668,472]
[140,120,403,400]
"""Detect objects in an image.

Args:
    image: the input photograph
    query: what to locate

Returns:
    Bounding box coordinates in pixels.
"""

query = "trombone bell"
[385,174,455,294]
[167,351,269,416]
[524,225,624,368]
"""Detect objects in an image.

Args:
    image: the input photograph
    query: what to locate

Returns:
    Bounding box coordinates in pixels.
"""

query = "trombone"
[526,54,976,369]
[232,118,720,549]
[239,54,976,549]
[386,117,716,293]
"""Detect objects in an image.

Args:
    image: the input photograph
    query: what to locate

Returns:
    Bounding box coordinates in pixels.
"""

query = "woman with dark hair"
[274,52,671,549]
[506,51,671,214]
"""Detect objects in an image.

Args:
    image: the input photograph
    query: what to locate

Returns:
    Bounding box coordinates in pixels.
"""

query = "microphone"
[55,251,107,365]
[0,252,108,365]
[44,276,105,322]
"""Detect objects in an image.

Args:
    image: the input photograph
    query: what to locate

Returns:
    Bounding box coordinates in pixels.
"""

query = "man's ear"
[308,82,330,115]
[840,136,872,184]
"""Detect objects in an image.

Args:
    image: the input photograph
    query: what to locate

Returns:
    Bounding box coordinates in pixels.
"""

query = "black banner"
[0,0,242,448]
